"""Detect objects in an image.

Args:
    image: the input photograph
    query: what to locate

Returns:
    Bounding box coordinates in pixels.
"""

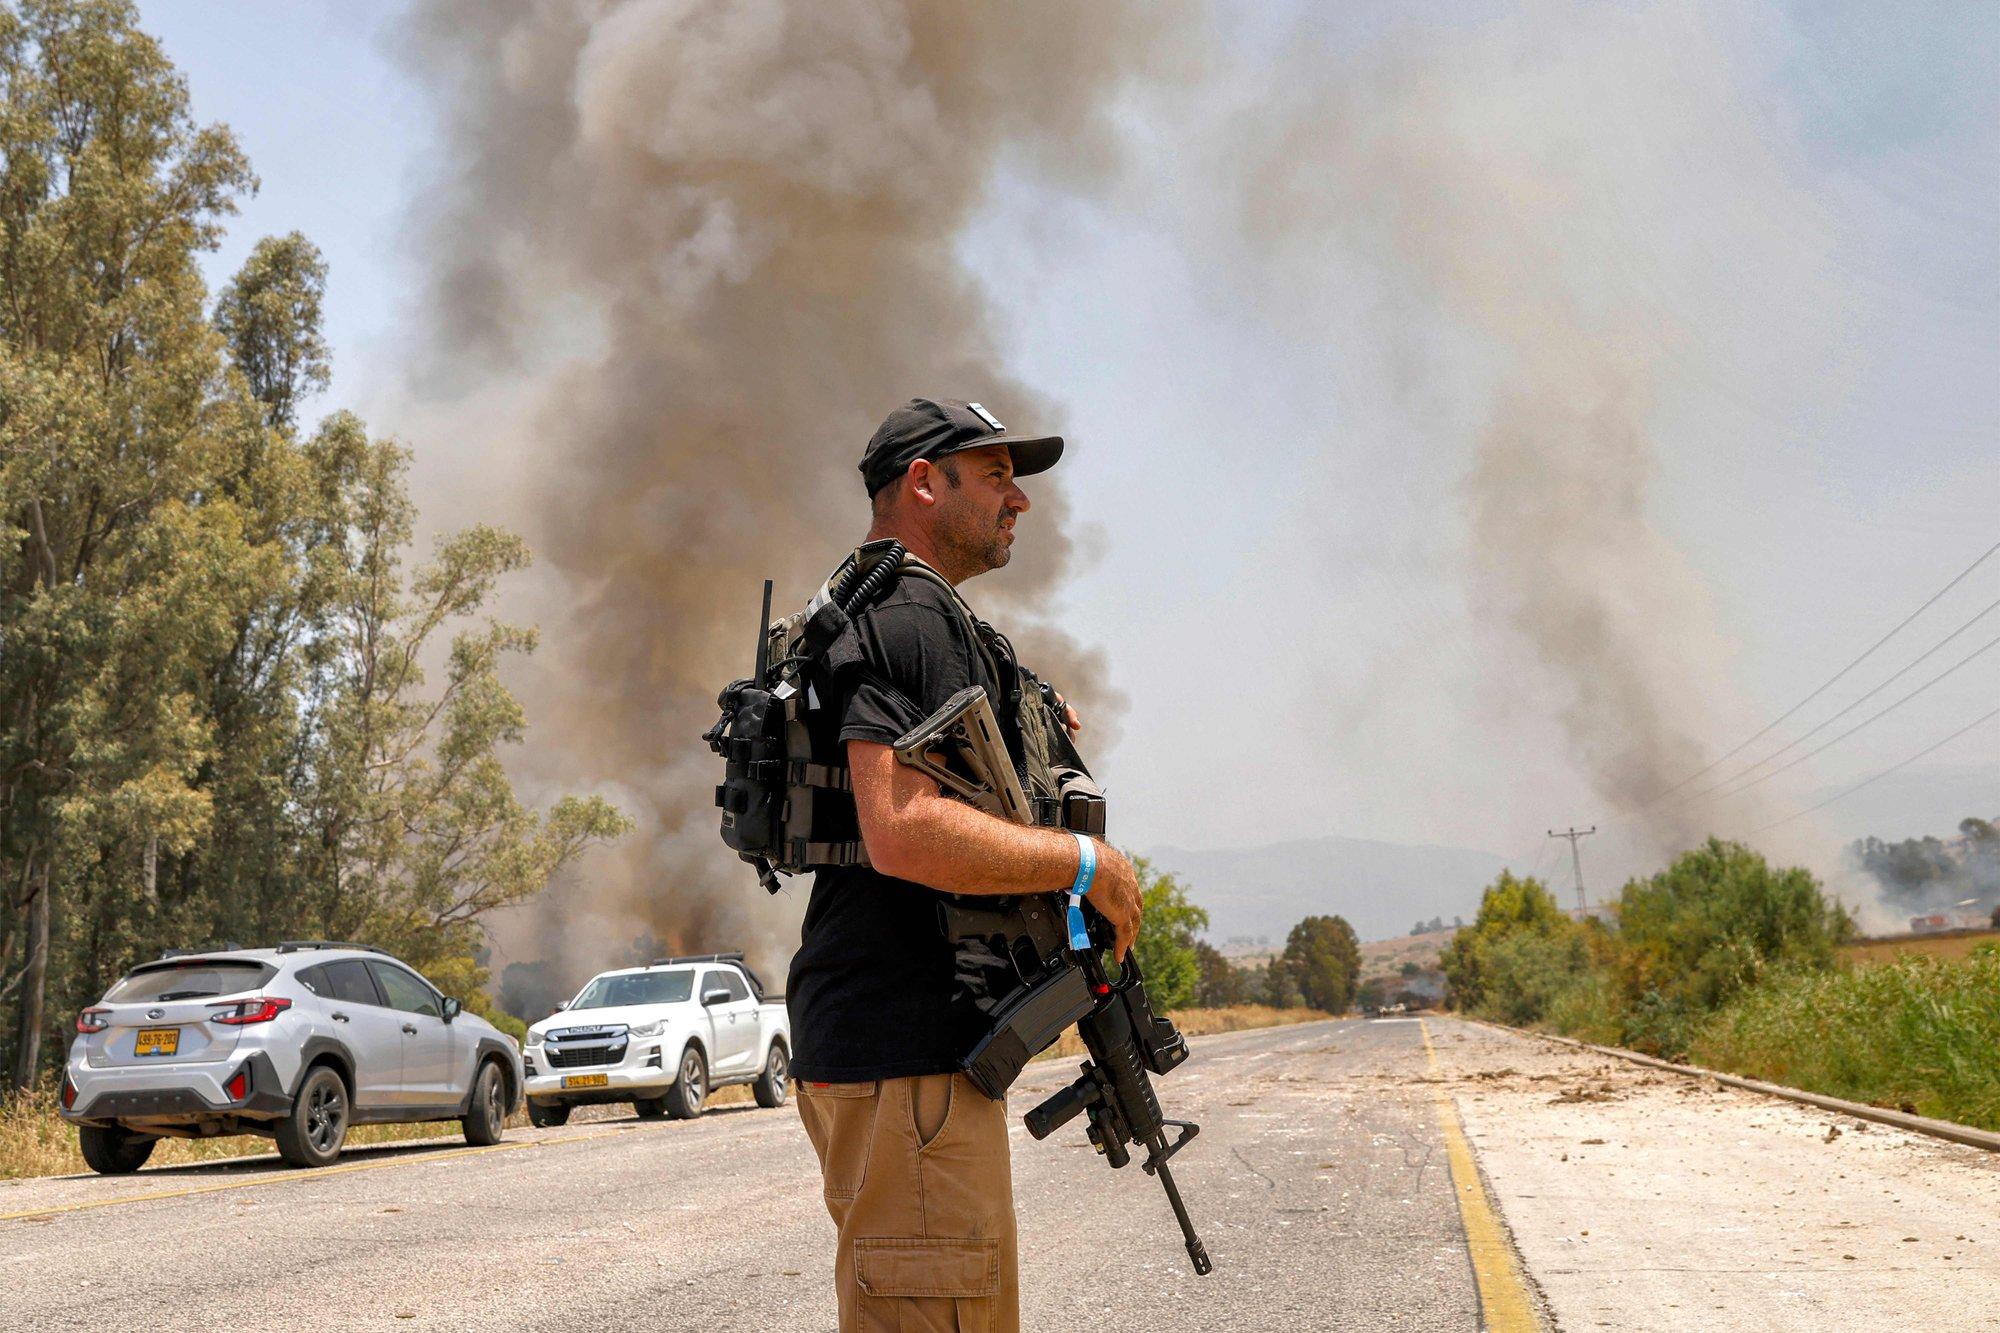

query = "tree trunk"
[10,868,50,1092]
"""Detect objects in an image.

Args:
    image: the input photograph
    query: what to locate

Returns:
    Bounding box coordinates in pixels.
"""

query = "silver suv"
[60,941,522,1173]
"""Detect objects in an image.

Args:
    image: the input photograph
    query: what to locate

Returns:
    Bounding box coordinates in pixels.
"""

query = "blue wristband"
[1066,833,1097,952]
[1069,831,1098,898]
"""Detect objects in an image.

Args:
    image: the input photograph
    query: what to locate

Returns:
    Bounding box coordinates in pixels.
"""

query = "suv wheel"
[527,1100,570,1128]
[753,1043,790,1109]
[461,1060,507,1146]
[664,1046,707,1120]
[276,1065,350,1168]
[78,1124,156,1175]
[633,1097,668,1119]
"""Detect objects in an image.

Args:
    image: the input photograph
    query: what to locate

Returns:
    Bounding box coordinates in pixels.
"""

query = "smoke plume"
[393,1,1167,986]
[1851,816,2000,917]
[1210,5,1826,859]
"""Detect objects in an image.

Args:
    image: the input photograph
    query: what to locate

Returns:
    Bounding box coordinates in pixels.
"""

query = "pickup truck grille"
[547,1041,627,1069]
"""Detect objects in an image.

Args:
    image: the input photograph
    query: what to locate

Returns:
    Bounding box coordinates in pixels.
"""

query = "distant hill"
[1143,836,1510,944]
[1358,928,1457,982]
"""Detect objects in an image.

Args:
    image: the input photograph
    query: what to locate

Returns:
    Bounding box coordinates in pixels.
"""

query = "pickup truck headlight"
[628,1019,666,1038]
[524,1030,545,1048]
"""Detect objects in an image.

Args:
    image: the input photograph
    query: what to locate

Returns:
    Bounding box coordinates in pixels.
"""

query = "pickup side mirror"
[702,988,731,1007]
[441,996,462,1023]
[553,1001,568,1012]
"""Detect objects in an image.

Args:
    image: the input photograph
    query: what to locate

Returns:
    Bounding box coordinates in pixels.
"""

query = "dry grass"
[1841,928,2000,967]
[1033,1003,1333,1063]
[0,1077,761,1181]
[1170,1004,1335,1036]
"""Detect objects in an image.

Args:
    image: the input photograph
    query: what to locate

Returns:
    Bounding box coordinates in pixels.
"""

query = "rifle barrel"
[1150,1153,1213,1275]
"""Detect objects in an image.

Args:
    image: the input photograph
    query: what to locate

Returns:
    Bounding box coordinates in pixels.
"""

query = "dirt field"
[1357,926,1455,982]
[1841,928,2000,966]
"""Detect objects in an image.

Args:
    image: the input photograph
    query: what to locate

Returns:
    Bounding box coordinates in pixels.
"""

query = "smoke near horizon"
[1194,5,1838,864]
[393,1,1173,985]
[370,2,1992,980]
[1850,815,2000,918]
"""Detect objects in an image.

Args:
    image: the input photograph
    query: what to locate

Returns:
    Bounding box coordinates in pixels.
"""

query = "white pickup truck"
[521,953,789,1126]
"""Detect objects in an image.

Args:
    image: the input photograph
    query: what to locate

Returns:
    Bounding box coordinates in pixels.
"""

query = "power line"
[1753,705,2000,835]
[1699,626,2000,802]
[1674,590,2000,801]
[1547,826,1595,916]
[1642,536,2000,804]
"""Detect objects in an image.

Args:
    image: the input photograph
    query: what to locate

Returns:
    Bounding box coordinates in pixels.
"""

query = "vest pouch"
[1010,674,1062,824]
[715,684,786,859]
[1055,766,1106,836]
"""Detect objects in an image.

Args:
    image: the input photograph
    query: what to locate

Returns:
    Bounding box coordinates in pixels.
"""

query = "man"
[786,397,1144,1333]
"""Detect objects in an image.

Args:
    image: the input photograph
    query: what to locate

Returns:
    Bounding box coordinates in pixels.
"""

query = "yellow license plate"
[134,1027,179,1057]
[562,1073,608,1089]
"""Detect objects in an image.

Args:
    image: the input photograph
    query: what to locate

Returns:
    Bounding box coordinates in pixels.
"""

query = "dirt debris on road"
[1427,1019,2000,1333]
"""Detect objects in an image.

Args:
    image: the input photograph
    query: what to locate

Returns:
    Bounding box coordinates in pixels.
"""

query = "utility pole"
[1548,826,1596,918]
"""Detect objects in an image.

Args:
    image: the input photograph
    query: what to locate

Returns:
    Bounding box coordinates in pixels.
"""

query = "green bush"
[1448,845,1855,1060]
[1541,965,1622,1045]
[1692,948,2000,1131]
[1191,941,1251,1008]
[1614,838,1852,1018]
[1127,858,1209,1012]
[1441,871,1576,1010]
[1476,928,1592,1027]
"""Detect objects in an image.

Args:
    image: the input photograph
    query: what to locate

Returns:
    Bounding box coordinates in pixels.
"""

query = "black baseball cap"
[859,397,1064,496]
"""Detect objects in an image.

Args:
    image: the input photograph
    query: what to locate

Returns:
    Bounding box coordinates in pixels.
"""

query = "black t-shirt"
[784,572,1002,1083]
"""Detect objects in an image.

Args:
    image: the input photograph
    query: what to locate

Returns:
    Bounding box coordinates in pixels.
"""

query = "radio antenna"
[753,579,774,682]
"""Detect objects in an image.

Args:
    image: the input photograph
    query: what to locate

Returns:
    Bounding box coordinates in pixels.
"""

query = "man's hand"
[1052,689,1081,734]
[1087,841,1143,962]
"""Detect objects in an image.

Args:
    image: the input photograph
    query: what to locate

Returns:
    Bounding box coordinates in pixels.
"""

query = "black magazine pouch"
[715,683,786,860]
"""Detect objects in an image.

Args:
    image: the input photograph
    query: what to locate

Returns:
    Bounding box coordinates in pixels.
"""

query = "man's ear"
[908,458,940,508]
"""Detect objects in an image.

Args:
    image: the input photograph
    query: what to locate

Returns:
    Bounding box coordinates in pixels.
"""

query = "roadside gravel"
[1427,1019,2000,1332]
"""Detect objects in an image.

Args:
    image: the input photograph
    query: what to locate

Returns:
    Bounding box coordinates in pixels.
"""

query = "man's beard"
[939,512,1013,578]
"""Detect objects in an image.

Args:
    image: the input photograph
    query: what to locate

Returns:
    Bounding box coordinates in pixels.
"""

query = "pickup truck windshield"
[571,969,695,1009]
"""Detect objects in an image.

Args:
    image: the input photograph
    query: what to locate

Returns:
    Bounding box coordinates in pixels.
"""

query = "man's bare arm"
[848,739,1142,958]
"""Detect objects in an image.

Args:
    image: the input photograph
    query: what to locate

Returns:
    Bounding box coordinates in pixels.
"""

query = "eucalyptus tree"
[0,0,262,1086]
[0,0,626,1085]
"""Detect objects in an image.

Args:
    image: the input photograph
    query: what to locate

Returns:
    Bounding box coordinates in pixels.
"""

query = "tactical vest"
[707,541,1100,893]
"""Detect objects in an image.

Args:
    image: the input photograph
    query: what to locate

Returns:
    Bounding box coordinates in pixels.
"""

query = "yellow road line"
[1421,1018,1540,1332]
[0,1123,638,1224]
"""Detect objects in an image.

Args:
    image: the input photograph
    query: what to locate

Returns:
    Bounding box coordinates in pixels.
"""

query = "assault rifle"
[893,690,1214,1276]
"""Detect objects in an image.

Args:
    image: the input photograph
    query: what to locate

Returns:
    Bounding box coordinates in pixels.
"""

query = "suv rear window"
[570,970,694,1009]
[106,961,275,1003]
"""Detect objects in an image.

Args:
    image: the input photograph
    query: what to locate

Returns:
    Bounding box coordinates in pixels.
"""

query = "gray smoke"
[1209,5,1826,858]
[393,1,1169,987]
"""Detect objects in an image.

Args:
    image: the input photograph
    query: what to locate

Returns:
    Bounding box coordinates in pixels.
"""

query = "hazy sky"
[139,1,1998,909]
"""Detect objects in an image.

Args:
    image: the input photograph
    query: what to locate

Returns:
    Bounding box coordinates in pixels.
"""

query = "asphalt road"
[7,1017,2000,1331]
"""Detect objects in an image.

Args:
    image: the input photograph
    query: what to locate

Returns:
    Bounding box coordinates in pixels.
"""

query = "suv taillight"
[224,1065,251,1102]
[61,1075,77,1110]
[76,1008,110,1034]
[208,997,292,1026]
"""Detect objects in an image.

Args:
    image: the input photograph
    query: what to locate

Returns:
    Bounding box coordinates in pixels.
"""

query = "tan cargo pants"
[796,1072,1019,1333]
